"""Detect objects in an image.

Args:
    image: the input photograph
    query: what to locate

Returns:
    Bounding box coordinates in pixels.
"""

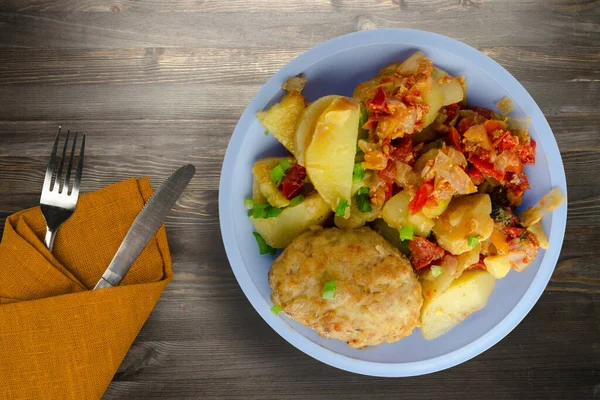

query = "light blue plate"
[219,29,567,377]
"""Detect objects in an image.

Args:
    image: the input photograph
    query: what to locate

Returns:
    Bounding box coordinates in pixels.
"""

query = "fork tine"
[55,130,70,193]
[43,127,61,193]
[64,132,78,194]
[72,132,85,197]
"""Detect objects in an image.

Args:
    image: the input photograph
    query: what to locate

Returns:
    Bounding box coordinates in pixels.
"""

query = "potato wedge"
[334,200,382,229]
[483,255,511,279]
[252,157,293,208]
[252,174,266,204]
[420,269,496,340]
[519,188,566,227]
[420,270,455,303]
[257,92,305,155]
[250,191,331,248]
[432,194,494,255]
[305,97,360,214]
[294,95,340,165]
[382,190,434,237]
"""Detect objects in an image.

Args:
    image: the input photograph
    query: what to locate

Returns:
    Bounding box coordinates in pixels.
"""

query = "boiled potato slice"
[422,78,444,128]
[420,269,496,340]
[483,255,511,279]
[382,190,434,236]
[432,194,494,255]
[305,97,360,214]
[519,187,566,227]
[456,245,481,276]
[250,191,331,248]
[431,67,465,106]
[422,197,451,219]
[423,68,465,128]
[257,92,305,155]
[252,157,292,208]
[294,95,340,165]
[334,200,381,229]
[252,174,266,204]
[420,270,455,303]
[397,51,428,75]
[527,222,549,249]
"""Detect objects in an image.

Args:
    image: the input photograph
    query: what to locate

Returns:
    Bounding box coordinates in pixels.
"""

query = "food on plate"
[295,95,340,165]
[420,269,495,340]
[269,226,422,348]
[249,52,566,345]
[256,78,306,155]
[250,191,331,249]
[304,97,360,216]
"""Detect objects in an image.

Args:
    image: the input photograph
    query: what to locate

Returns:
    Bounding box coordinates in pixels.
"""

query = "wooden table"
[1,1,598,398]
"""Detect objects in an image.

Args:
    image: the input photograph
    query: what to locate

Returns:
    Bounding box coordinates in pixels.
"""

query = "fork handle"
[44,227,56,251]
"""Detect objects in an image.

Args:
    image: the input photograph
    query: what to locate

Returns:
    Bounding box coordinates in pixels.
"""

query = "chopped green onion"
[352,162,365,183]
[335,199,349,217]
[289,194,304,207]
[265,207,283,218]
[270,304,282,315]
[359,105,368,131]
[467,235,479,248]
[270,164,286,186]
[252,203,268,219]
[356,187,372,213]
[399,225,415,241]
[430,265,443,278]
[264,129,269,136]
[357,186,370,195]
[244,198,255,209]
[355,149,365,163]
[252,232,277,255]
[279,159,292,172]
[322,280,337,299]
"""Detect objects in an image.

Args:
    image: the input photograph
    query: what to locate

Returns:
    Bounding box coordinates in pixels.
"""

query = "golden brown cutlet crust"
[269,226,422,348]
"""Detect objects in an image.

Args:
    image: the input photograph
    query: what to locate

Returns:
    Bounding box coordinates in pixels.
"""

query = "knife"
[93,164,196,290]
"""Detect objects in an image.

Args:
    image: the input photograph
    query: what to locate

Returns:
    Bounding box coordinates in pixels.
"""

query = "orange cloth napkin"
[0,177,173,399]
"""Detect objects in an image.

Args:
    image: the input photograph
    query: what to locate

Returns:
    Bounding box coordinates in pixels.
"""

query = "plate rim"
[218,28,567,377]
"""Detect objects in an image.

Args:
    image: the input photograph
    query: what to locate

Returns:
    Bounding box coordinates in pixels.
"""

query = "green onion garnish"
[264,129,269,136]
[358,104,368,131]
[399,225,415,241]
[279,159,292,172]
[252,203,268,219]
[265,207,283,218]
[357,186,370,195]
[355,187,372,213]
[352,162,365,184]
[289,194,304,207]
[322,280,337,299]
[270,304,282,315]
[244,198,255,209]
[335,199,349,217]
[252,232,277,255]
[467,235,479,248]
[430,265,443,278]
[270,164,286,186]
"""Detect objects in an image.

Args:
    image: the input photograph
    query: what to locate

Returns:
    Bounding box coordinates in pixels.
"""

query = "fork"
[40,127,86,251]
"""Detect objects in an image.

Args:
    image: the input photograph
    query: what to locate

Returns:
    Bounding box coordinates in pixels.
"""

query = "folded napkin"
[0,177,173,399]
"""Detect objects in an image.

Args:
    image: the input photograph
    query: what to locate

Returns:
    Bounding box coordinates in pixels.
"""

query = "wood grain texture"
[0,1,598,399]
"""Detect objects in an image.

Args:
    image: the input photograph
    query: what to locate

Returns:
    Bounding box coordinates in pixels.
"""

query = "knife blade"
[93,164,195,290]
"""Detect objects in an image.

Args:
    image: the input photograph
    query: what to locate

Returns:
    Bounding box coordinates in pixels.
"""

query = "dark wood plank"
[0,1,598,399]
[0,80,596,121]
[0,7,598,50]
[0,46,597,86]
